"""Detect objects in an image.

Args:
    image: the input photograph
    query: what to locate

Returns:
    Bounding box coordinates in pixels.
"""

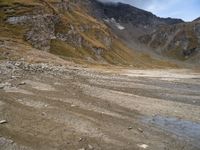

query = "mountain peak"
[92,0,183,26]
[194,17,200,22]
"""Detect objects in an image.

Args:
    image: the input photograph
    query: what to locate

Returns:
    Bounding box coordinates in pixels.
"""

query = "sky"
[99,0,200,21]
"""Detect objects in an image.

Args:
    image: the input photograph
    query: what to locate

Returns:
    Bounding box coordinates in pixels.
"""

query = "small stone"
[88,144,93,149]
[19,82,26,85]
[79,138,83,142]
[11,76,16,79]
[10,140,14,144]
[128,126,133,130]
[78,148,85,150]
[42,112,46,116]
[0,85,4,89]
[14,62,21,67]
[0,120,7,124]
[138,128,143,133]
[137,144,149,149]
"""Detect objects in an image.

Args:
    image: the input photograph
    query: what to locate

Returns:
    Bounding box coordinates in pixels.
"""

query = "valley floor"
[0,61,200,150]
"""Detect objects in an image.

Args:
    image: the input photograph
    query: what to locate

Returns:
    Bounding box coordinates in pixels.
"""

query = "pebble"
[11,76,16,79]
[79,138,83,142]
[78,148,85,150]
[137,144,149,149]
[41,112,46,116]
[18,82,26,85]
[88,144,93,149]
[138,128,143,133]
[128,126,133,130]
[71,104,77,107]
[0,120,7,124]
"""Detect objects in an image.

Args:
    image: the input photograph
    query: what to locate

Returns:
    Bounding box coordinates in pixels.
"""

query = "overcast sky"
[99,0,200,21]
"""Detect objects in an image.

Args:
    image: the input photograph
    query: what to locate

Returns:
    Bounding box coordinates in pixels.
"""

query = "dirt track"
[0,61,200,150]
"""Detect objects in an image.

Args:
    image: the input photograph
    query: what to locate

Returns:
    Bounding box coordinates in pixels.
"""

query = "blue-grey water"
[143,115,200,148]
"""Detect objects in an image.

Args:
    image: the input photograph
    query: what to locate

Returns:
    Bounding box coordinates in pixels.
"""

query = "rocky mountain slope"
[87,1,183,50]
[89,1,183,36]
[1,0,199,67]
[140,21,200,62]
[88,1,200,65]
[0,0,176,68]
[194,17,200,22]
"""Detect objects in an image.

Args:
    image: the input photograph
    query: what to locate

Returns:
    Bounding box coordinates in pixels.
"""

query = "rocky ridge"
[89,1,200,65]
[140,21,200,62]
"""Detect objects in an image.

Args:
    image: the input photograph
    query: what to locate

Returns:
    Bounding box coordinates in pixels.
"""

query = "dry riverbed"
[0,61,200,150]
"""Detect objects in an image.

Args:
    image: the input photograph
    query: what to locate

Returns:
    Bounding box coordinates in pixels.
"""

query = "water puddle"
[143,115,200,148]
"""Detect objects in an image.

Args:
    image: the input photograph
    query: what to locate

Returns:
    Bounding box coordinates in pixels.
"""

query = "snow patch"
[104,18,125,30]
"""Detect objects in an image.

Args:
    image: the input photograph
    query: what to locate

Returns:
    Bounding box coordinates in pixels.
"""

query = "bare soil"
[0,61,200,150]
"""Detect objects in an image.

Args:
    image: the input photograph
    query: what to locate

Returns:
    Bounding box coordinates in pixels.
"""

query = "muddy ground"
[0,61,200,150]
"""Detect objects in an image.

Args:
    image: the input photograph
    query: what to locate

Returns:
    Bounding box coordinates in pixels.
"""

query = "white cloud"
[97,0,200,21]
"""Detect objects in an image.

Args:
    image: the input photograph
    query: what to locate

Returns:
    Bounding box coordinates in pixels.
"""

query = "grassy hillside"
[140,21,200,63]
[0,0,178,68]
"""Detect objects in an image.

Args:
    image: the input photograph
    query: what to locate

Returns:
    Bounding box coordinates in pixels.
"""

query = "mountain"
[89,1,183,29]
[88,1,183,37]
[88,1,200,65]
[140,21,200,62]
[0,0,176,68]
[86,1,185,53]
[194,17,200,22]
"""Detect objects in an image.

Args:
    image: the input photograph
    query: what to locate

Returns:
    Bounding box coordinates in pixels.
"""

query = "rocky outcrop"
[140,22,200,60]
[26,14,59,51]
[87,0,200,64]
[86,0,185,55]
[5,1,111,54]
[7,13,59,51]
[3,0,135,65]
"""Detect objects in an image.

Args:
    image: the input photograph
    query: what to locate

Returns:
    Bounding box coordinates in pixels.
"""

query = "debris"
[137,144,149,149]
[0,120,7,124]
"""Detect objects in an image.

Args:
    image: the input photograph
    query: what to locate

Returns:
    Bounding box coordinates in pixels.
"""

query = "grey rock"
[128,126,133,130]
[78,148,85,150]
[88,144,94,150]
[0,85,4,89]
[0,120,7,124]
[7,16,30,24]
[19,82,26,85]
[138,128,143,133]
